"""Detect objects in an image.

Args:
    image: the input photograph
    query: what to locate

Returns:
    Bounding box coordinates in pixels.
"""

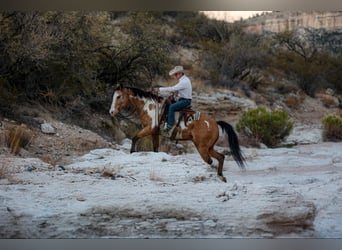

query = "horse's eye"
[117,95,121,99]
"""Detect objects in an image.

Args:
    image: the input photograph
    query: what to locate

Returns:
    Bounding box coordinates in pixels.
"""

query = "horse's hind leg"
[197,146,226,182]
[196,144,213,166]
[209,148,226,182]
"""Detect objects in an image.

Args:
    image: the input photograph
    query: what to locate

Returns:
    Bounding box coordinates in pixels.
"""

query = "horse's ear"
[116,83,123,90]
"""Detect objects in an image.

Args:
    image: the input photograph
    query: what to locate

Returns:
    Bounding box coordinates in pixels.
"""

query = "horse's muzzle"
[109,109,118,116]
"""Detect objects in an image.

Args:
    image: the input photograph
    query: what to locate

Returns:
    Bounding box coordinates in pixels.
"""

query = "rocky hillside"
[244,11,342,33]
[0,11,341,151]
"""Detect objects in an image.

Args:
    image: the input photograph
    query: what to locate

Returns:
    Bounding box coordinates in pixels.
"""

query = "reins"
[154,94,169,128]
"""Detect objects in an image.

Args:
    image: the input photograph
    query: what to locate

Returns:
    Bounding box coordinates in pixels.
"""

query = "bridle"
[116,107,137,121]
[112,90,137,121]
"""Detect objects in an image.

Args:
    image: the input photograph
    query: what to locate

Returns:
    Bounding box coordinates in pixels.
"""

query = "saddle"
[160,96,200,129]
[176,105,200,127]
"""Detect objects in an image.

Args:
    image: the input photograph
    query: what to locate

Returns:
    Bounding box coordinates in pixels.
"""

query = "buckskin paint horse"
[109,84,245,182]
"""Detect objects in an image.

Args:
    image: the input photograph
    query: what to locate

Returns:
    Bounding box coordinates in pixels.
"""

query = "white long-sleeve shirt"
[159,75,192,99]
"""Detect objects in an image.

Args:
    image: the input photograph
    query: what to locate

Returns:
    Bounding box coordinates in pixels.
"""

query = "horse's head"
[109,84,129,116]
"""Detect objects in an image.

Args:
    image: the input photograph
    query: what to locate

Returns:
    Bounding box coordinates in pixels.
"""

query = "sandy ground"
[0,122,341,238]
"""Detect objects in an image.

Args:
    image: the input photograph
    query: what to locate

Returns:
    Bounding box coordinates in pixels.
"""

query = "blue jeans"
[167,99,191,128]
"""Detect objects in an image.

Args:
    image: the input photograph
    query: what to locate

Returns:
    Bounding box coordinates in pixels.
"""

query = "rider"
[153,65,192,137]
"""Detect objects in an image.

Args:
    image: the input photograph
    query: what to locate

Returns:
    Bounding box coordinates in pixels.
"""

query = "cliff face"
[245,11,342,33]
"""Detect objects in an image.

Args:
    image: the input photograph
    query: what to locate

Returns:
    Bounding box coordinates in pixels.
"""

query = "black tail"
[217,121,246,169]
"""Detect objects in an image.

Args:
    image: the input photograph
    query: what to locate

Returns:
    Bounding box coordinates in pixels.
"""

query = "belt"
[179,98,192,101]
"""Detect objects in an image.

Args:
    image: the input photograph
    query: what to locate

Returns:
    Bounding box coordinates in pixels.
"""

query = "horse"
[109,84,245,182]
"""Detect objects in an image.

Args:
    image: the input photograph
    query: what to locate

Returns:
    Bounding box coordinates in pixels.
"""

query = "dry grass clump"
[5,125,33,155]
[319,94,338,108]
[284,93,305,109]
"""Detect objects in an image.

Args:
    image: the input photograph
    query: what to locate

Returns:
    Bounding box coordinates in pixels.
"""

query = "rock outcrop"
[245,11,342,33]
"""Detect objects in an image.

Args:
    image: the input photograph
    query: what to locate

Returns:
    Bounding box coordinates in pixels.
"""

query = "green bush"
[321,114,342,142]
[236,107,294,148]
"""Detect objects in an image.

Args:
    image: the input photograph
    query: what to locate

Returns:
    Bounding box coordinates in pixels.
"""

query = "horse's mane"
[119,86,163,102]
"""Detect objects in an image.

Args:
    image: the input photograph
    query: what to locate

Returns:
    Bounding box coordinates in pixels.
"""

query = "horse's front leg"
[151,127,160,152]
[130,126,153,153]
[130,136,139,153]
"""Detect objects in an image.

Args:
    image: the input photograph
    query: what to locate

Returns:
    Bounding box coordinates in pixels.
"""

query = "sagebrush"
[236,107,294,148]
[321,114,342,142]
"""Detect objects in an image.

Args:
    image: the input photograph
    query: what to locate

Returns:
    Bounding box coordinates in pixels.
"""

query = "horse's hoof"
[218,175,227,182]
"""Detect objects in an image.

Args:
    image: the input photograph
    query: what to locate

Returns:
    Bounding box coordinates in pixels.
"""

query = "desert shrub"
[321,114,342,141]
[284,93,305,109]
[5,125,33,154]
[236,107,294,148]
[319,94,338,108]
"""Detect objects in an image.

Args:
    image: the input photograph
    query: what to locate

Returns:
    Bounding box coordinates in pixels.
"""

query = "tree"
[274,29,318,62]
[0,11,108,103]
[200,31,268,87]
[272,28,342,96]
[96,12,171,89]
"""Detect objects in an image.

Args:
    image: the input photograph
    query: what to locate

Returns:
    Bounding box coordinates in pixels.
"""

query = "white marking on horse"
[204,120,210,129]
[109,91,119,116]
[143,98,157,128]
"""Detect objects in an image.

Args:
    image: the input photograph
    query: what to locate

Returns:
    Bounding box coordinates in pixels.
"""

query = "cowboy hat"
[169,65,184,76]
